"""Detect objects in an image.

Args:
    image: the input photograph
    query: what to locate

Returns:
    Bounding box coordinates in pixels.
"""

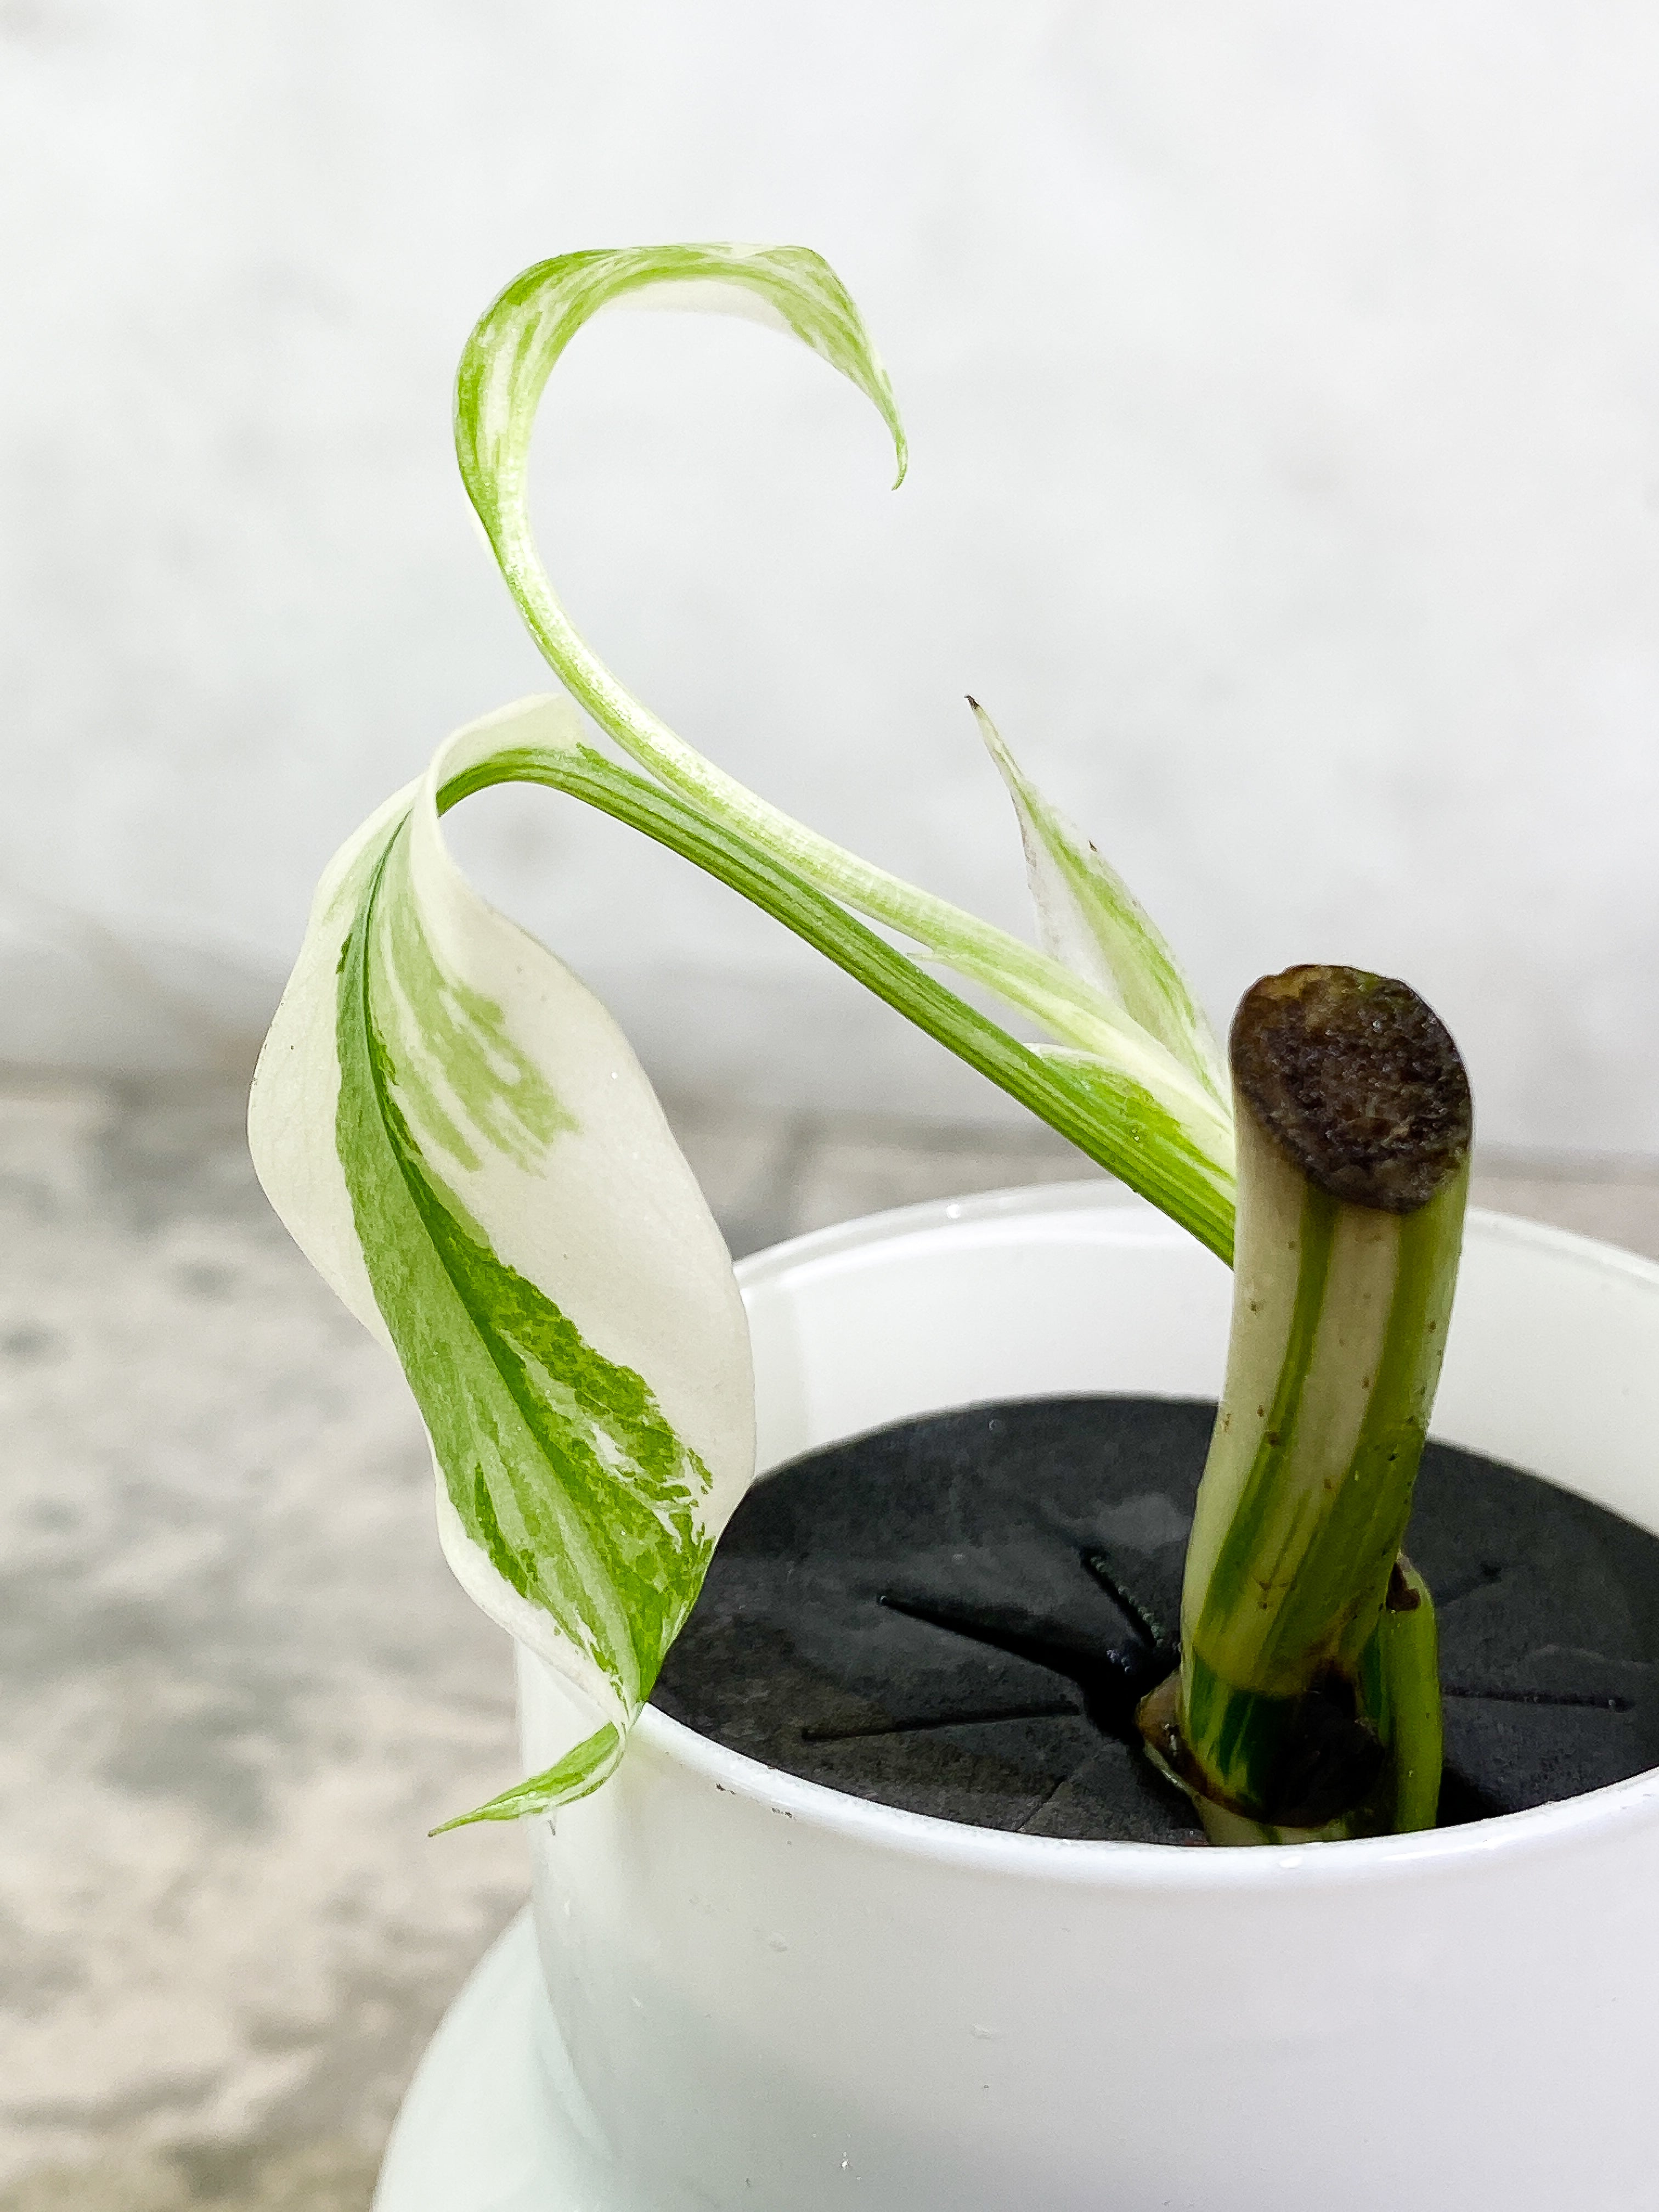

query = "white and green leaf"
[249,694,755,1825]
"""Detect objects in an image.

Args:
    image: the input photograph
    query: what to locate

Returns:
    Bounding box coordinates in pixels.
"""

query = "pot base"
[373,1909,619,2212]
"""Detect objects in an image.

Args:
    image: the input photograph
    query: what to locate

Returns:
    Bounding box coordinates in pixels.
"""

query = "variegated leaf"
[249,694,754,1822]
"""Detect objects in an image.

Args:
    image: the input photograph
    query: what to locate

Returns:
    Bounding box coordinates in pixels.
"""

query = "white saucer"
[373,1907,606,2212]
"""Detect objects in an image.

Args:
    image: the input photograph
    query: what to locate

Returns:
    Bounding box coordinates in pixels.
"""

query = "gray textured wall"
[4,2,1657,1147]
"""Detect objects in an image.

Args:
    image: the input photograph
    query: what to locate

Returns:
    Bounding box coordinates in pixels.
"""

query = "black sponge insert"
[651,1397,1659,1843]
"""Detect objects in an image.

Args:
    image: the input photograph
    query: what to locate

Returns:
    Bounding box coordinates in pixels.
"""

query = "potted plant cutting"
[249,245,1659,2211]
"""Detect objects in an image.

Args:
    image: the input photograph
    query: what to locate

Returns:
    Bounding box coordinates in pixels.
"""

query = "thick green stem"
[1143,966,1470,1837]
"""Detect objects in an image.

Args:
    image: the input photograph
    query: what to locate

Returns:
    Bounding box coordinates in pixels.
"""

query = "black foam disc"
[652,1398,1659,1842]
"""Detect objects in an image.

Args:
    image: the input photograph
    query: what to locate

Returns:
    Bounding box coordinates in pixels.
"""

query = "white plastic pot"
[519,1183,1659,2212]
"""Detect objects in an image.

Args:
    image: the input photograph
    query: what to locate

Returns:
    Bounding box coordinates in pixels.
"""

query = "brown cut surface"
[1231,966,1472,1212]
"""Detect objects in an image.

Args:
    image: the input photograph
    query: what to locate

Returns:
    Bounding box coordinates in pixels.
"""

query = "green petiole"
[437,739,1237,1262]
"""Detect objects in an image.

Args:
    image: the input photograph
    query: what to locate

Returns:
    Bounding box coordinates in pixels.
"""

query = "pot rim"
[623,1178,1659,1893]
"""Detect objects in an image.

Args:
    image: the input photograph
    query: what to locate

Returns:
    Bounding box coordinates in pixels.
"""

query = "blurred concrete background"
[6,2,1659,2206]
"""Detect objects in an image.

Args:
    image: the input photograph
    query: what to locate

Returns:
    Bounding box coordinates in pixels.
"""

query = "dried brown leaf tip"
[1230,965,1471,1214]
